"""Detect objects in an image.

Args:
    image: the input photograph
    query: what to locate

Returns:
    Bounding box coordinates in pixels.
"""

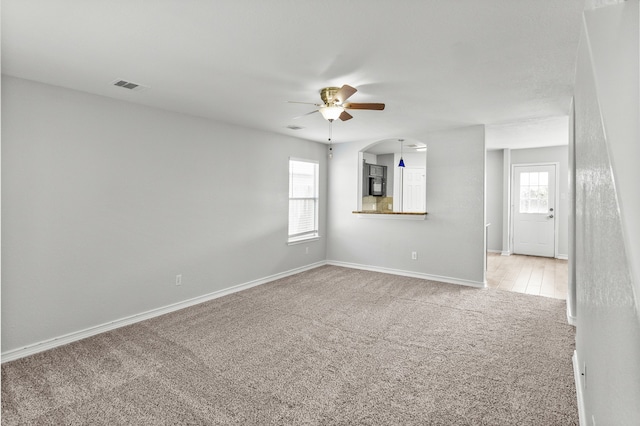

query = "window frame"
[287,157,320,244]
[518,171,550,214]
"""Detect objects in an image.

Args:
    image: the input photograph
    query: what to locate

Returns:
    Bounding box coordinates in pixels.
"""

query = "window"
[288,158,319,243]
[519,171,549,213]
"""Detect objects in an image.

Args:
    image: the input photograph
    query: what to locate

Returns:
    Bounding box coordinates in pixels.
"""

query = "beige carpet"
[1,265,578,425]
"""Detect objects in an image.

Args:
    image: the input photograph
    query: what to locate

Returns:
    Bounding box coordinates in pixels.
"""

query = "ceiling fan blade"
[344,102,385,110]
[287,101,322,106]
[292,110,319,119]
[339,111,353,121]
[334,85,357,104]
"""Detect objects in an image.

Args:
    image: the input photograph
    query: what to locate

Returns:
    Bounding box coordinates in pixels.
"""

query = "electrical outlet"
[411,251,418,260]
[176,274,182,286]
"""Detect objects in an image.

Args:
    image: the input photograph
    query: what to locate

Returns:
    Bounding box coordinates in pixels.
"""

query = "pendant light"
[398,139,405,167]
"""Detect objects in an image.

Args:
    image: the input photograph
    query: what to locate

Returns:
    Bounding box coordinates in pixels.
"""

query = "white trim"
[288,156,319,165]
[567,309,577,326]
[573,351,587,426]
[487,249,502,254]
[502,149,512,256]
[357,152,364,212]
[1,261,327,363]
[287,235,320,245]
[556,254,569,260]
[327,260,486,288]
[288,158,320,242]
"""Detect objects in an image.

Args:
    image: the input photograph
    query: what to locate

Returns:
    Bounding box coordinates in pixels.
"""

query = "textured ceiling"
[1,0,584,146]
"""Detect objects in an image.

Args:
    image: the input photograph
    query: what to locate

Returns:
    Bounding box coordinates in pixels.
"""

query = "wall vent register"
[111,79,149,91]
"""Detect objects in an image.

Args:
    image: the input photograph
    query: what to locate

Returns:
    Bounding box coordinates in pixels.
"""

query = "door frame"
[400,165,426,213]
[510,162,560,258]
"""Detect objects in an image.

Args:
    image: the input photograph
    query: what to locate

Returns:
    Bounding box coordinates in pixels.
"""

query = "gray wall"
[485,150,503,251]
[511,145,569,258]
[1,76,328,353]
[327,125,486,285]
[573,1,640,423]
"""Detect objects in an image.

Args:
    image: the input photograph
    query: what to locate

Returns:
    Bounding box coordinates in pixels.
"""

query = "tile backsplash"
[362,196,394,212]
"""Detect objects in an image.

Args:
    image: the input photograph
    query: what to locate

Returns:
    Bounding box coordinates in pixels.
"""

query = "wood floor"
[486,252,568,300]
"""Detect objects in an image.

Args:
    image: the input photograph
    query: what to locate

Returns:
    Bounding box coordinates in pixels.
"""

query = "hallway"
[486,252,568,300]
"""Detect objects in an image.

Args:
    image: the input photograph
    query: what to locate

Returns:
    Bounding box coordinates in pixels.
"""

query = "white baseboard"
[567,308,577,326]
[487,249,502,254]
[573,351,587,426]
[1,261,327,363]
[326,260,486,288]
[501,251,511,256]
[557,254,569,260]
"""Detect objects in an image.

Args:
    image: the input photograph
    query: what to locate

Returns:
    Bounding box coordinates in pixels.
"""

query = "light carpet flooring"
[1,265,577,425]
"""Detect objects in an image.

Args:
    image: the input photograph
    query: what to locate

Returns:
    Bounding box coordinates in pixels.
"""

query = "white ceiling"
[1,0,584,147]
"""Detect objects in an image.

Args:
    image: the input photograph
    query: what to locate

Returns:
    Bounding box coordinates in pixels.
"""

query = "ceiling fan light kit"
[319,105,344,121]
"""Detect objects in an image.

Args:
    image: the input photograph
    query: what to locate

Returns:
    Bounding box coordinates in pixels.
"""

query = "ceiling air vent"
[111,79,149,91]
[286,125,305,130]
[406,143,424,148]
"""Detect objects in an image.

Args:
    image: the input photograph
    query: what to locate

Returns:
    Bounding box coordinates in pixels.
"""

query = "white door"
[513,164,556,257]
[402,166,426,212]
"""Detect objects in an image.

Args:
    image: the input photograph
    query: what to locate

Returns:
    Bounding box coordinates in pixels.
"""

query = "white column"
[501,148,511,255]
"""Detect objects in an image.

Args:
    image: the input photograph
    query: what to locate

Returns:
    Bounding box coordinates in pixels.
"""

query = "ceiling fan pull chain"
[328,121,333,159]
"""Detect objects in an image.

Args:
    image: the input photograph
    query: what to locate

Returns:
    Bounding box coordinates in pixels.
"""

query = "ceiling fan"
[289,84,385,122]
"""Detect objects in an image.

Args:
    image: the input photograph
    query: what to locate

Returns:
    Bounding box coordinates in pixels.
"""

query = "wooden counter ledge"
[352,211,427,215]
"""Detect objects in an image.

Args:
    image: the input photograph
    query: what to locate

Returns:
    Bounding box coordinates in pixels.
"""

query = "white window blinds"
[288,159,319,241]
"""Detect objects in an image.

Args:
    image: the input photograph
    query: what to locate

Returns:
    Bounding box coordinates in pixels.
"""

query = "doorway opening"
[357,138,427,213]
[512,163,559,258]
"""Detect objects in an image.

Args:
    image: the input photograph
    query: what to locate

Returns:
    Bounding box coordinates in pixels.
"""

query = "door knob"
[547,214,554,218]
